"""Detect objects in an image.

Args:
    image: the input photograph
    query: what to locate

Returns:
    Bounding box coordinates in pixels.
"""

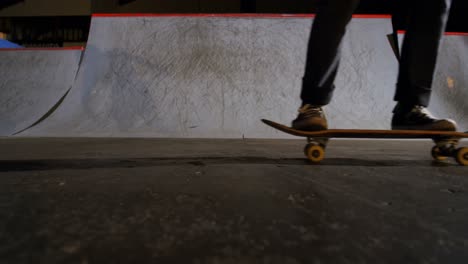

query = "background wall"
[0,0,466,48]
[0,0,91,16]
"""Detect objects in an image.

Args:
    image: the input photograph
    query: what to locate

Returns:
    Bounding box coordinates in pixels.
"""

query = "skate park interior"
[1,1,468,263]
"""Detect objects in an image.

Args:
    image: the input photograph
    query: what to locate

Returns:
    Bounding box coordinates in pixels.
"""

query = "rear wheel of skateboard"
[455,147,468,166]
[305,144,325,163]
[431,146,448,161]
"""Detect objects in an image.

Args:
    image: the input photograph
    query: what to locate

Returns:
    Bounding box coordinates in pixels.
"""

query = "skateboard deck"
[261,119,468,165]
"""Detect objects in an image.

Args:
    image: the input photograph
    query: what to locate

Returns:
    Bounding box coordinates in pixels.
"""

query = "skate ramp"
[0,48,83,136]
[21,15,402,138]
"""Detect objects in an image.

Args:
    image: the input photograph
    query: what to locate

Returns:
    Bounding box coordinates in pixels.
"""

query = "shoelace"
[298,104,323,116]
[410,105,435,120]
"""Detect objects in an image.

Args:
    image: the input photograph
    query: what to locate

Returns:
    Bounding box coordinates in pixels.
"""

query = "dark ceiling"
[0,0,23,10]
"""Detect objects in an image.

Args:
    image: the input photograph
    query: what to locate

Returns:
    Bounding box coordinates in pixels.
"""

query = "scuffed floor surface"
[0,138,467,263]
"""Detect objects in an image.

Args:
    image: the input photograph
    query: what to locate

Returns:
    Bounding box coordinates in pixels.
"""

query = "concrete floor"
[0,138,467,263]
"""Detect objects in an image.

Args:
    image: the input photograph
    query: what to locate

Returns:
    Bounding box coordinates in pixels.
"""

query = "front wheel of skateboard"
[431,146,448,161]
[305,144,325,163]
[455,147,468,166]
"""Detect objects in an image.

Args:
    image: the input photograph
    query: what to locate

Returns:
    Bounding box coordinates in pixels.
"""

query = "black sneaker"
[391,103,457,131]
[292,104,328,131]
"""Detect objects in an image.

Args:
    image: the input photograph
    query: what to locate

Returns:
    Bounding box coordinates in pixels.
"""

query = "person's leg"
[394,0,451,107]
[293,0,359,131]
[392,0,457,131]
[301,0,360,106]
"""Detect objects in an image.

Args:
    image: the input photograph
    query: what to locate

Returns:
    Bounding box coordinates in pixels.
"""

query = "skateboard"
[262,119,468,166]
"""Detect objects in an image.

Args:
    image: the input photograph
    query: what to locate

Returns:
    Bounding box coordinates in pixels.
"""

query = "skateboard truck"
[431,138,468,165]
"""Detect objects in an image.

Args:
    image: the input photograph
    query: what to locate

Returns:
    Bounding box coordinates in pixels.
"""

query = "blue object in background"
[0,39,22,48]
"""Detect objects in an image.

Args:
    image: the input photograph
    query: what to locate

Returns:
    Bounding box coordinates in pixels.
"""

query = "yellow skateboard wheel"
[305,144,325,163]
[431,146,448,161]
[455,147,468,166]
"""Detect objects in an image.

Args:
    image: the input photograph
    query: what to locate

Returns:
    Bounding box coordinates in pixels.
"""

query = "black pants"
[301,0,452,107]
